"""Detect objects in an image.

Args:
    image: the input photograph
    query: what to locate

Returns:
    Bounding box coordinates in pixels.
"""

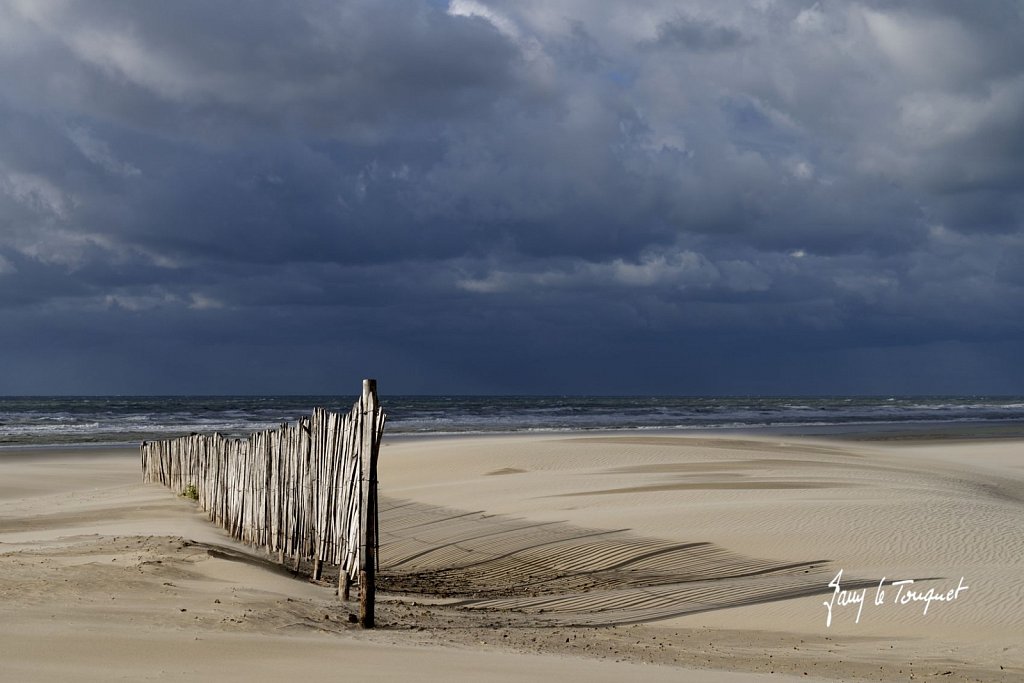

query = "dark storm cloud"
[0,0,1022,394]
[649,16,749,52]
[0,1,518,135]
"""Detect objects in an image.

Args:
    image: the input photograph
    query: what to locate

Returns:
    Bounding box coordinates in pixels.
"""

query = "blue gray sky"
[1,1,1022,395]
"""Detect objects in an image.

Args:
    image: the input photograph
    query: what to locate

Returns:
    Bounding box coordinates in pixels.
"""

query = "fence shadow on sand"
[378,497,870,627]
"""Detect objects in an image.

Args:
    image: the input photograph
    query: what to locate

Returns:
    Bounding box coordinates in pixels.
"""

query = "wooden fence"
[141,380,385,627]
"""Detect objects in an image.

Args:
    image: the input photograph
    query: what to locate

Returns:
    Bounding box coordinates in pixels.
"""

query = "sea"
[2,395,1024,448]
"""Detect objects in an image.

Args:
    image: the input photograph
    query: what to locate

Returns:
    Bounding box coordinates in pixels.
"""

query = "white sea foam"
[1,395,1023,446]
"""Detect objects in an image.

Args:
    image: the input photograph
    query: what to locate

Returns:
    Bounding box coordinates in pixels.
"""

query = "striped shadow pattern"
[378,498,863,626]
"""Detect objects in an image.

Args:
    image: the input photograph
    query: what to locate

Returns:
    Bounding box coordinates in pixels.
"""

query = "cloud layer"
[1,0,1022,394]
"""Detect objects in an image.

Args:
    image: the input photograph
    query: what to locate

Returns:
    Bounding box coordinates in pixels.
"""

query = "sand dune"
[2,433,1023,681]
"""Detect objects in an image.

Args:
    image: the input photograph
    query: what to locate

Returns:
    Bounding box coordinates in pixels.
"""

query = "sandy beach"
[2,434,1022,681]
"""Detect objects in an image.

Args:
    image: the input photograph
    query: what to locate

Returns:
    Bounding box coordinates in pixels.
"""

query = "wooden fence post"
[358,378,381,628]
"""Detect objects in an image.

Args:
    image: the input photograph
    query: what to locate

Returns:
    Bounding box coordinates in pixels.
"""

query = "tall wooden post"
[358,379,380,628]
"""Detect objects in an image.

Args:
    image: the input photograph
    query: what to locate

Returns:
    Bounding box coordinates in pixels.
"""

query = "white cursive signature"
[823,570,968,627]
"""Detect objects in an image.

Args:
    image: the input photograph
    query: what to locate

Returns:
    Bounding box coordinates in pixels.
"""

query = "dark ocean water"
[2,395,1024,447]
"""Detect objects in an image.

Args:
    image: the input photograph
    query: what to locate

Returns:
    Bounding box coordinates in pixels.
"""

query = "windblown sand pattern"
[378,497,866,626]
[4,438,1024,682]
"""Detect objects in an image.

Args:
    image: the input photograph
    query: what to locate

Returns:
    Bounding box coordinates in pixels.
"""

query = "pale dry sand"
[379,433,1024,680]
[1,434,1021,682]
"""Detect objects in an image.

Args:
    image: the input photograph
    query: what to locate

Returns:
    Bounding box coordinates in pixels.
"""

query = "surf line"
[823,569,969,627]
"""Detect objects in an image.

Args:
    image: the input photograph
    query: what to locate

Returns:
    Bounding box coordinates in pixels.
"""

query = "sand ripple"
[378,497,869,626]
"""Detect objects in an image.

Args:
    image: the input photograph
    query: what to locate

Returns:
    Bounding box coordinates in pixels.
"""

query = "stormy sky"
[1,1,1022,395]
